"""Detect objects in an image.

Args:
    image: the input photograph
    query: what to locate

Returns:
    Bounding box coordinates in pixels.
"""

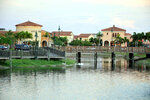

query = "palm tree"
[114,34,125,47]
[43,32,51,47]
[145,32,150,41]
[4,30,16,48]
[96,31,103,46]
[15,31,32,44]
[123,37,129,47]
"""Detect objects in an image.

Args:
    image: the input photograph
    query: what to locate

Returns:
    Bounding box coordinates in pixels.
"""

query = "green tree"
[52,36,68,46]
[96,31,103,46]
[14,31,32,44]
[114,34,124,46]
[123,37,129,47]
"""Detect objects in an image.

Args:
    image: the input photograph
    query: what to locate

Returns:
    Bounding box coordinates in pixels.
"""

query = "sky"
[0,0,150,35]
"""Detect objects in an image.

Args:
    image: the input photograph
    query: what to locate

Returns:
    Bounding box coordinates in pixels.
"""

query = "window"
[107,33,108,35]
[112,33,114,37]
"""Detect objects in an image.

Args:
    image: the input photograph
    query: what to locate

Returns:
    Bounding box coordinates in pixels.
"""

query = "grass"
[0,59,76,68]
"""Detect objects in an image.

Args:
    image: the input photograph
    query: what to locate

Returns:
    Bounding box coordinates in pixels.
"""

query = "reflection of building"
[101,25,131,47]
[16,21,42,47]
[101,57,128,71]
[75,33,94,41]
[51,31,74,43]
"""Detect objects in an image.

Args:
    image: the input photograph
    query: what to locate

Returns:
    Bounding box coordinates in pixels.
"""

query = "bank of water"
[0,55,150,100]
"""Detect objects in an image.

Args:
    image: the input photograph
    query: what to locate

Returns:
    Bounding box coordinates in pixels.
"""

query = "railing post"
[76,52,81,64]
[47,48,50,61]
[129,53,134,68]
[94,52,97,68]
[9,49,12,68]
[21,49,23,59]
[111,52,115,71]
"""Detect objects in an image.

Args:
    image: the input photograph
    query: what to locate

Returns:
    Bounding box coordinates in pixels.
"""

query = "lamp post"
[80,38,82,46]
[111,28,114,47]
[53,32,56,48]
[58,26,61,37]
[35,31,38,59]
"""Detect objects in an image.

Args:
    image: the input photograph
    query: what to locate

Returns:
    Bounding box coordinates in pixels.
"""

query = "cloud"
[112,18,135,29]
[73,0,150,7]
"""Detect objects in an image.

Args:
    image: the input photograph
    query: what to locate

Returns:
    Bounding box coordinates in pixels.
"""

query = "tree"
[89,37,100,46]
[114,34,124,46]
[14,31,32,44]
[0,30,16,48]
[96,31,103,46]
[145,32,150,41]
[52,36,68,46]
[123,37,129,47]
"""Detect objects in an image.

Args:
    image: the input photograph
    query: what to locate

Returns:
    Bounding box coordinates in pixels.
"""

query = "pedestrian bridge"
[0,47,65,60]
[58,46,150,53]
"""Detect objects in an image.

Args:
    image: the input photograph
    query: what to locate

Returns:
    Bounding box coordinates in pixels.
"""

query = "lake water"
[0,56,150,100]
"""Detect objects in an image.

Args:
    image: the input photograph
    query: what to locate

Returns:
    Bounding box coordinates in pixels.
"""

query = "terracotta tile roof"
[51,31,72,37]
[78,34,92,38]
[0,31,18,36]
[16,21,43,27]
[125,33,131,35]
[101,25,126,31]
[41,30,51,34]
[74,35,79,39]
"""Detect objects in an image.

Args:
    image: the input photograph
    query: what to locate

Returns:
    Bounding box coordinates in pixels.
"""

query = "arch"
[104,41,109,46]
[42,41,47,47]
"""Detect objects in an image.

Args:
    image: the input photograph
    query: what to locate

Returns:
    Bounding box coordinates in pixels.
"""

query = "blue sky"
[0,0,150,35]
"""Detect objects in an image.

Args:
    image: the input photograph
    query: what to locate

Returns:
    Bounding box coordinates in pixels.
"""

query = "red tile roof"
[16,21,43,27]
[125,33,131,35]
[101,25,126,31]
[78,34,92,38]
[74,35,79,39]
[51,31,72,37]
[0,31,18,36]
[41,30,51,34]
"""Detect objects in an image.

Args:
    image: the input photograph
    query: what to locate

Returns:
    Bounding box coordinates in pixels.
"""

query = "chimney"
[113,25,115,27]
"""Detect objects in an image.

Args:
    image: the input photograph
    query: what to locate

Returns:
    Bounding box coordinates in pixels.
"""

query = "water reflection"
[0,56,150,100]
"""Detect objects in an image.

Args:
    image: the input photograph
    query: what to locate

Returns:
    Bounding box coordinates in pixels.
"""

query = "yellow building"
[75,34,94,41]
[101,25,131,47]
[16,21,42,47]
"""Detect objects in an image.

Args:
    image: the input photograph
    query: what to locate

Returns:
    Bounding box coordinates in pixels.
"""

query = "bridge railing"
[44,47,65,57]
[58,46,150,53]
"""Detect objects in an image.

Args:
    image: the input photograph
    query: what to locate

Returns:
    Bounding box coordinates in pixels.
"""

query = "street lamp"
[80,38,82,46]
[35,31,38,59]
[53,32,56,48]
[111,28,114,46]
[58,26,61,37]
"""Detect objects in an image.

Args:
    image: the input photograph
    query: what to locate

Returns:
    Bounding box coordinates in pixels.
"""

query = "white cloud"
[73,0,150,7]
[112,18,135,29]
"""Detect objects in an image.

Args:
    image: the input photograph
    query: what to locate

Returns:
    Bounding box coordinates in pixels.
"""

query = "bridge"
[0,47,65,60]
[57,46,150,53]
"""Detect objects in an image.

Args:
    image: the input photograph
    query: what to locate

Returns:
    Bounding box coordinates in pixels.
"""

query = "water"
[0,56,150,100]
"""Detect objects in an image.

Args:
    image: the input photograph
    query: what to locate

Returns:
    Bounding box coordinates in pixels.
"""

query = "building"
[41,30,53,47]
[75,33,94,41]
[51,31,74,43]
[101,25,131,47]
[16,21,42,47]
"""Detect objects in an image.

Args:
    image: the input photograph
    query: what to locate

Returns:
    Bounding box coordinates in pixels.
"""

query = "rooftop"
[101,25,126,31]
[16,21,43,27]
